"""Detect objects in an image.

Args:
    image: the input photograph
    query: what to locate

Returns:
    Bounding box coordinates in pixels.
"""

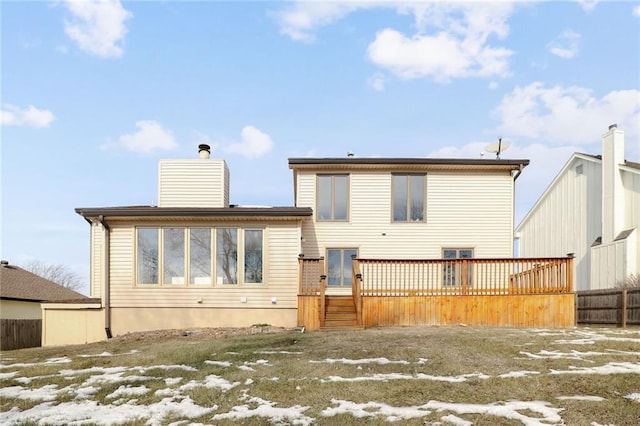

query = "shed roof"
[75,206,313,220]
[0,263,88,302]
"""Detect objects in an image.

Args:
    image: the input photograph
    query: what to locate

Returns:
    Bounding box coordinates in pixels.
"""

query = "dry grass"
[2,325,640,425]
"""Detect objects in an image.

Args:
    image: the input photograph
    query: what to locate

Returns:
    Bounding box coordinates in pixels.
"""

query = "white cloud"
[63,0,132,58]
[368,73,385,91]
[634,5,640,17]
[0,104,55,128]
[117,121,179,154]
[272,1,372,42]
[494,82,640,150]
[489,81,499,90]
[275,2,514,83]
[223,126,274,159]
[368,3,514,82]
[575,0,600,12]
[548,30,580,59]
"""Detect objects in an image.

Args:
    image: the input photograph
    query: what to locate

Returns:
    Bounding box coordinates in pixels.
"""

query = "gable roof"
[516,152,640,232]
[0,262,88,302]
[516,153,598,232]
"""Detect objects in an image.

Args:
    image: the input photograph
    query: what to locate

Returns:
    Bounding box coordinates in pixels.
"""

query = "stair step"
[326,312,357,319]
[320,325,364,332]
[324,319,359,327]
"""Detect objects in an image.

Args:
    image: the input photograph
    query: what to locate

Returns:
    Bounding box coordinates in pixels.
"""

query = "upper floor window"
[136,227,262,286]
[392,174,425,222]
[317,175,348,221]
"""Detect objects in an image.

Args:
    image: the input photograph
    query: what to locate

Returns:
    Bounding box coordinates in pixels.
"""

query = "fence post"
[319,257,326,328]
[621,289,627,328]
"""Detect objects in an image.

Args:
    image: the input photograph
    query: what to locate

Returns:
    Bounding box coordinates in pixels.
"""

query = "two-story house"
[516,125,639,290]
[41,145,575,346]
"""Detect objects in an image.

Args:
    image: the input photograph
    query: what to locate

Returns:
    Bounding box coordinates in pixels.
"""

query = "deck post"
[319,257,326,328]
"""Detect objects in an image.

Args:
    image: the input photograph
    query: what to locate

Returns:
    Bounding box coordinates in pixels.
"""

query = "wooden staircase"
[321,296,363,331]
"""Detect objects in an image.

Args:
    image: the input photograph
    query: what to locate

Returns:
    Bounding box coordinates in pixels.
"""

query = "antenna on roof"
[485,137,511,159]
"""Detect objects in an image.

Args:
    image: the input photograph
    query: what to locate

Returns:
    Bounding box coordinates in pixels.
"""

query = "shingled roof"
[0,261,88,302]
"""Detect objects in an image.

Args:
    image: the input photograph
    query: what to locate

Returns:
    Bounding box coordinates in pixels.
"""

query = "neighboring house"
[44,143,578,345]
[0,260,87,349]
[516,125,640,291]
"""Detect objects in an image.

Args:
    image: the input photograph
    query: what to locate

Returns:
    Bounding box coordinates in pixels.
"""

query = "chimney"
[198,144,211,159]
[601,124,625,243]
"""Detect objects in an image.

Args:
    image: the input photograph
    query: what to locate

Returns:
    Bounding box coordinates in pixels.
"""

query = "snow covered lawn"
[1,326,639,425]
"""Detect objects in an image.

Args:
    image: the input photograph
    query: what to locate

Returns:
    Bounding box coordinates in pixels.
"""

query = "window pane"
[216,228,237,284]
[137,228,158,284]
[393,175,408,221]
[190,228,211,285]
[327,250,342,286]
[334,176,348,220]
[443,250,457,259]
[244,230,263,283]
[410,175,424,221]
[460,250,473,259]
[317,176,332,220]
[163,228,185,284]
[343,249,357,286]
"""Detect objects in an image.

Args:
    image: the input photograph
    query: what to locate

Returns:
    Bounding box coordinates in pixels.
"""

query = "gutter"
[97,215,112,339]
[513,163,525,181]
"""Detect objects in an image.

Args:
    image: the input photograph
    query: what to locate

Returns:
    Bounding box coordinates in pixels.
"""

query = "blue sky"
[2,0,639,296]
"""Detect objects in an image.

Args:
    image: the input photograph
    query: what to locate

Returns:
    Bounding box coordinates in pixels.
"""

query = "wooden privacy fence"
[577,288,640,327]
[1,319,42,350]
[298,256,575,330]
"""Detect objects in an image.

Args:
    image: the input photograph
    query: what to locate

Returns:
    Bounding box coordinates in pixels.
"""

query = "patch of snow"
[625,393,640,402]
[322,399,564,425]
[0,371,18,380]
[165,377,182,386]
[499,371,541,378]
[556,395,605,401]
[238,365,255,372]
[255,350,303,354]
[179,374,240,392]
[79,352,113,358]
[245,378,254,385]
[442,414,473,425]
[205,360,232,367]
[106,385,150,399]
[212,393,313,425]
[418,358,429,364]
[0,396,218,425]
[75,386,100,399]
[1,357,72,369]
[321,372,489,383]
[311,357,410,365]
[549,362,640,375]
[0,384,59,401]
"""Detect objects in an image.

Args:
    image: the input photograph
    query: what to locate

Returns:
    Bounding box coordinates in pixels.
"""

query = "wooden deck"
[298,256,575,330]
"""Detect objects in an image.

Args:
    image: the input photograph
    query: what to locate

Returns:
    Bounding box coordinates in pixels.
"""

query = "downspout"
[512,164,525,258]
[97,215,112,339]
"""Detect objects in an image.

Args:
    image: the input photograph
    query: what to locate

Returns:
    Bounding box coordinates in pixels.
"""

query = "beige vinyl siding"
[90,223,104,300]
[298,170,514,259]
[517,158,602,291]
[158,159,229,207]
[0,300,41,319]
[107,221,301,309]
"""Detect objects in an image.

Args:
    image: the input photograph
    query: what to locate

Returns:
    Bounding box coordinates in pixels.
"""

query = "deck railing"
[353,257,573,296]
